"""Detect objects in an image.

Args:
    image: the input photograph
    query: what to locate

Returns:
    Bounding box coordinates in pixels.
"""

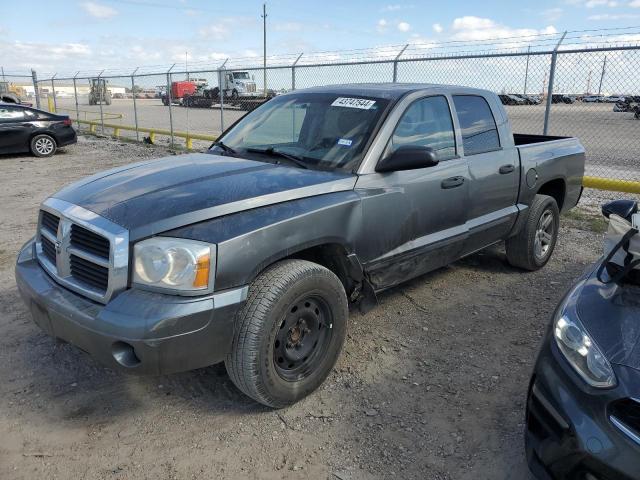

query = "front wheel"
[225,259,348,408]
[506,194,559,271]
[30,134,57,157]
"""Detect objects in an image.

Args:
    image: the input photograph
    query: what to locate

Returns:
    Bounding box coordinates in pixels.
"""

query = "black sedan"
[0,103,77,157]
[526,202,640,480]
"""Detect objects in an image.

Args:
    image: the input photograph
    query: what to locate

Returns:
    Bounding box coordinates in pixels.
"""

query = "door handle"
[499,164,515,174]
[441,176,465,189]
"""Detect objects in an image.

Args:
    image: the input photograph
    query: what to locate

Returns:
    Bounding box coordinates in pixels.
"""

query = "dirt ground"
[0,136,605,480]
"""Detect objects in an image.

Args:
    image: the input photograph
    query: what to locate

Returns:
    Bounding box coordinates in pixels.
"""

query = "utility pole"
[262,3,267,97]
[586,70,592,94]
[597,55,607,95]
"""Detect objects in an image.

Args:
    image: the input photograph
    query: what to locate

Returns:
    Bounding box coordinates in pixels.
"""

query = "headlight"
[133,238,214,294]
[553,285,616,388]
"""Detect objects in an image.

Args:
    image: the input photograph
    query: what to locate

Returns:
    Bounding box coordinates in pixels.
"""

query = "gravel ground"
[0,136,605,479]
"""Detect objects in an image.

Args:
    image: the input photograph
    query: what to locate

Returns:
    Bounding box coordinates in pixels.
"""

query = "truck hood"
[577,264,640,371]
[52,152,356,239]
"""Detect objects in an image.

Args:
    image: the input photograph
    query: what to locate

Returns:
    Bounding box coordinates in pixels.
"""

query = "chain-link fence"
[5,40,639,202]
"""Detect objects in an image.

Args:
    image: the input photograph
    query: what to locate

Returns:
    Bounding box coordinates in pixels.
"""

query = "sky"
[1,0,640,76]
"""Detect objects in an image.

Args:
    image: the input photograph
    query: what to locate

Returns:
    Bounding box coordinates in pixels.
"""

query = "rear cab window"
[452,95,501,156]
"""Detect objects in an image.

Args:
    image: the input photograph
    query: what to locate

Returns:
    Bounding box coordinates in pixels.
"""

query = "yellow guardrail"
[583,176,640,195]
[75,119,219,150]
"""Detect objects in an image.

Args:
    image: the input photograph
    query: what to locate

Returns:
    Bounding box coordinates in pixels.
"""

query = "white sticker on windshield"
[338,138,353,146]
[331,97,376,110]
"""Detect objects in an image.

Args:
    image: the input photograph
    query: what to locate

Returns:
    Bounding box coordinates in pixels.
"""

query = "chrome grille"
[41,235,56,264]
[35,198,129,304]
[41,211,60,235]
[70,224,110,259]
[247,83,256,93]
[70,254,109,291]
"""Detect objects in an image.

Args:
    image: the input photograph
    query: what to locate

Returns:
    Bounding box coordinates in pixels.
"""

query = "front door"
[356,95,469,290]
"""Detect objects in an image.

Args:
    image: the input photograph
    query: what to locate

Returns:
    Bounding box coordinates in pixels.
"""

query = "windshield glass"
[213,92,390,171]
[233,72,250,80]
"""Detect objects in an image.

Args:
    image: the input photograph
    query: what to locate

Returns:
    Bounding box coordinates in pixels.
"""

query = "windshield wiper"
[211,141,237,155]
[246,147,309,169]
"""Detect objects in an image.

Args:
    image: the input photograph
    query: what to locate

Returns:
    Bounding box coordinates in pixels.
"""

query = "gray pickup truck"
[15,84,585,407]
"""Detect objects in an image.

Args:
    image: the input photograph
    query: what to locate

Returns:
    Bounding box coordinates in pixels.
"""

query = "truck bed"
[513,133,569,145]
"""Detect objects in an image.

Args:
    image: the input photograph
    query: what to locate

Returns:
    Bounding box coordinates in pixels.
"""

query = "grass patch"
[562,208,608,234]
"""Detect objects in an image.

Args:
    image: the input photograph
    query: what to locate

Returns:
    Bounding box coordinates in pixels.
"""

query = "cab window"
[452,95,501,155]
[387,95,456,161]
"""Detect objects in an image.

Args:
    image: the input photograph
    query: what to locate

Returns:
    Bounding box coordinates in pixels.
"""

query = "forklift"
[88,78,112,105]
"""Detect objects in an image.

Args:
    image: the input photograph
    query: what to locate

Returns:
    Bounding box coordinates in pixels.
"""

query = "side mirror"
[376,145,439,173]
[602,199,638,221]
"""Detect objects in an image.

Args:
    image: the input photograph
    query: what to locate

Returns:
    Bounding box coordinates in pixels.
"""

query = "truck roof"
[289,83,493,100]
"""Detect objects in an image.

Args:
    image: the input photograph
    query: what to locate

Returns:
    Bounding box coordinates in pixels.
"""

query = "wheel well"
[29,132,57,145]
[286,243,360,298]
[537,179,566,210]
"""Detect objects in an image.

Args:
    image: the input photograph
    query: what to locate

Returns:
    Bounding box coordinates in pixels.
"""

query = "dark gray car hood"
[52,153,356,239]
[577,264,640,370]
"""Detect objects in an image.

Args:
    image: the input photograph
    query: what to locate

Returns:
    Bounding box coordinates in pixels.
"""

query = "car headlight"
[553,284,616,388]
[133,237,214,294]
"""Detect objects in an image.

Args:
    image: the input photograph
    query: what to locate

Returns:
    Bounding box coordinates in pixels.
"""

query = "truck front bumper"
[15,238,247,375]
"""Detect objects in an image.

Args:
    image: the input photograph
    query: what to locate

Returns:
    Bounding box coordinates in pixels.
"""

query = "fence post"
[291,53,303,90]
[73,72,80,128]
[131,67,139,142]
[97,70,105,134]
[392,44,409,83]
[31,69,41,109]
[166,64,176,147]
[523,45,531,94]
[218,58,228,133]
[51,74,57,112]
[543,31,566,135]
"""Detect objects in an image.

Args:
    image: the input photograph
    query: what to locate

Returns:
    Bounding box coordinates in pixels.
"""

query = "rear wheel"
[225,259,348,408]
[506,194,559,271]
[30,134,57,157]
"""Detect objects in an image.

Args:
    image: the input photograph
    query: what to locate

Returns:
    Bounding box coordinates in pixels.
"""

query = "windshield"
[233,72,250,80]
[213,92,390,171]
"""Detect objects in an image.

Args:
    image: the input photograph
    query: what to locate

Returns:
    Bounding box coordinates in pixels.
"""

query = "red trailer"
[161,81,197,105]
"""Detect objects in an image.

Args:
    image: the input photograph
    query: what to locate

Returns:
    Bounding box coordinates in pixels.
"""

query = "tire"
[506,194,560,271]
[30,134,57,158]
[225,259,348,408]
[231,89,239,100]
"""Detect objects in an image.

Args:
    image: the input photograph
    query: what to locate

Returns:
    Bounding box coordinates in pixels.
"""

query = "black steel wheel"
[273,295,333,381]
[225,259,348,408]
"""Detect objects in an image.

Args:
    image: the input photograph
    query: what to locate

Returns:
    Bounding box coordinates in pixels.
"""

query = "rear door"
[451,94,519,254]
[0,105,32,153]
[357,94,469,289]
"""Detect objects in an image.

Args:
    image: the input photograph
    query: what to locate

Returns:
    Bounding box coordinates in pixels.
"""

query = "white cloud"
[542,7,563,22]
[397,21,411,32]
[274,22,304,32]
[380,4,403,11]
[630,0,640,7]
[450,16,557,45]
[588,12,640,18]
[376,18,388,34]
[432,23,443,33]
[584,0,618,6]
[199,24,230,41]
[80,2,118,19]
